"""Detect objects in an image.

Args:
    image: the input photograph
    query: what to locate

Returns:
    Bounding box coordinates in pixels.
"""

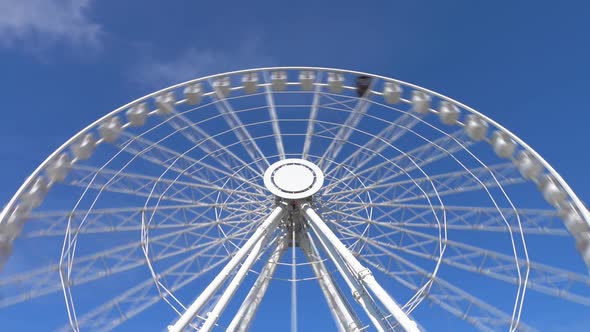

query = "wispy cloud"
[0,0,101,49]
[130,36,277,89]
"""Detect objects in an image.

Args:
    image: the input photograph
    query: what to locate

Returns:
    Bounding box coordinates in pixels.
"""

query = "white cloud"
[131,37,276,89]
[0,0,101,48]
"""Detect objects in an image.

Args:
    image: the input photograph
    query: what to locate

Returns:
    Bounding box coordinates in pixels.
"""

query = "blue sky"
[0,0,589,331]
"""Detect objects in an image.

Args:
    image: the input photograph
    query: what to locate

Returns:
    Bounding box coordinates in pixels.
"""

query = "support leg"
[300,232,362,332]
[199,226,276,331]
[301,203,420,332]
[168,203,287,332]
[310,217,391,332]
[226,237,287,332]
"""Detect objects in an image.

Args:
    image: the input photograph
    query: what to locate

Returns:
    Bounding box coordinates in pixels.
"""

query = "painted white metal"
[168,203,287,332]
[3,66,587,234]
[262,71,286,160]
[198,224,273,331]
[301,203,421,332]
[0,66,589,331]
[308,215,390,332]
[300,232,361,332]
[226,239,287,332]
[264,159,324,200]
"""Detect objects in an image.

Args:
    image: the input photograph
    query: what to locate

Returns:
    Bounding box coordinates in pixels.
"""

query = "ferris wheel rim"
[1,66,588,331]
[1,66,587,231]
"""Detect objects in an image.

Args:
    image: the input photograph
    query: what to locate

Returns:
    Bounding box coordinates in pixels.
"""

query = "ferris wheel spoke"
[0,222,252,309]
[207,80,270,173]
[390,204,562,235]
[227,236,287,332]
[323,129,471,194]
[323,162,516,200]
[302,73,323,160]
[309,217,393,331]
[338,224,590,306]
[334,204,565,236]
[160,108,265,179]
[299,231,363,331]
[117,132,267,195]
[318,93,374,172]
[328,164,525,212]
[69,164,265,204]
[392,164,524,204]
[325,109,424,180]
[262,72,286,160]
[302,203,420,332]
[356,248,537,332]
[169,203,287,332]
[59,245,233,332]
[22,204,259,238]
[198,221,278,331]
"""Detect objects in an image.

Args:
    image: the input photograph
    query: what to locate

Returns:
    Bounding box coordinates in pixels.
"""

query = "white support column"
[301,203,421,332]
[168,203,287,332]
[300,232,362,332]
[226,237,287,332]
[199,226,275,331]
[309,216,390,332]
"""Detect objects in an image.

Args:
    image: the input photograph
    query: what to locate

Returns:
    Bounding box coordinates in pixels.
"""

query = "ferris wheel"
[0,67,589,331]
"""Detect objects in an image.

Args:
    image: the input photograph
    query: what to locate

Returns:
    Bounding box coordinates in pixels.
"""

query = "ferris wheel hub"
[263,159,324,200]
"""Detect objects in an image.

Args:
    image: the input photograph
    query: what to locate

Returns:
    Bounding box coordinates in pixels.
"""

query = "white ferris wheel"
[0,67,589,331]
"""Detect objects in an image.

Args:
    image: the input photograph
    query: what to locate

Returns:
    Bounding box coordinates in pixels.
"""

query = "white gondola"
[491,131,516,158]
[299,71,315,91]
[538,174,567,208]
[213,77,231,97]
[126,103,148,127]
[45,153,72,183]
[98,117,123,143]
[411,91,431,114]
[560,205,589,234]
[575,232,590,268]
[1,205,30,239]
[439,101,460,125]
[514,150,542,180]
[383,82,402,104]
[21,177,48,209]
[155,92,176,115]
[271,71,287,91]
[0,67,588,331]
[327,72,344,93]
[465,114,488,141]
[0,235,13,271]
[184,83,203,105]
[71,133,96,160]
[242,73,258,94]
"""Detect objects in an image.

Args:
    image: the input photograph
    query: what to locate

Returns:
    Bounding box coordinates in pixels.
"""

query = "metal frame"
[0,67,588,331]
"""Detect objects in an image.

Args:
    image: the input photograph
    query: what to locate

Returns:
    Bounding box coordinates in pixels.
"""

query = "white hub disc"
[264,159,324,200]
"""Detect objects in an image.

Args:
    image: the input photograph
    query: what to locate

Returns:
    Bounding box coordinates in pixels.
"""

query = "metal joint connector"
[357,268,372,280]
